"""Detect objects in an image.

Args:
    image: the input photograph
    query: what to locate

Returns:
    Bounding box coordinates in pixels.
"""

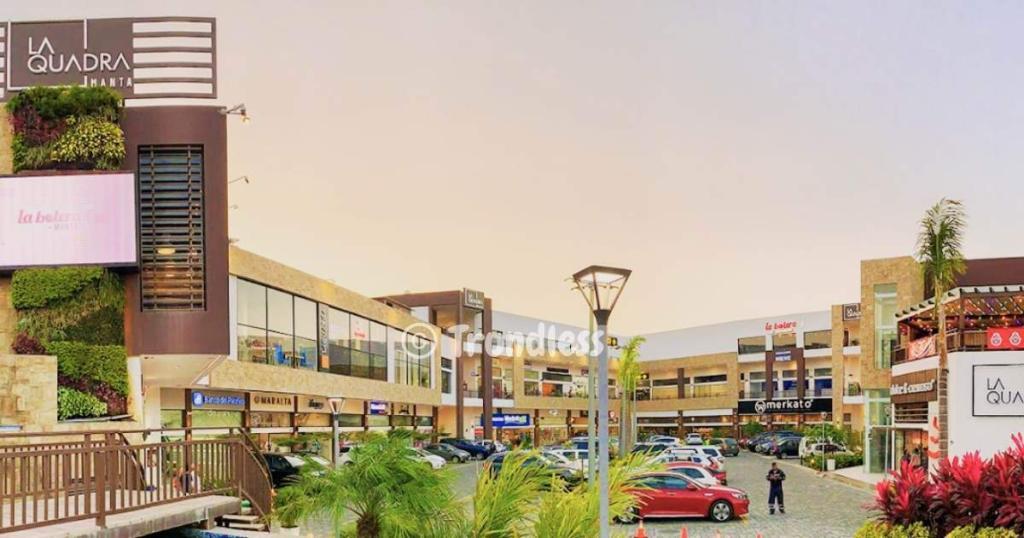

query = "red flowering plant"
[988,434,1024,532]
[11,332,46,355]
[928,452,994,535]
[10,104,66,145]
[874,460,932,526]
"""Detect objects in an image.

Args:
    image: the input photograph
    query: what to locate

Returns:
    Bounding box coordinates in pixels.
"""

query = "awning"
[897,285,1024,321]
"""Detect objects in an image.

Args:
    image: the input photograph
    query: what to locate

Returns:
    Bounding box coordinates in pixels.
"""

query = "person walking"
[766,462,786,514]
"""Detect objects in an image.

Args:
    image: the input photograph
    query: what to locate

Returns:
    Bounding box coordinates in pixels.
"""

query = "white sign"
[973,364,1024,417]
[0,173,137,268]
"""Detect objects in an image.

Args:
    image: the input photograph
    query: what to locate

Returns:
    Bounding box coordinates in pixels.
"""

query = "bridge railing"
[0,428,272,533]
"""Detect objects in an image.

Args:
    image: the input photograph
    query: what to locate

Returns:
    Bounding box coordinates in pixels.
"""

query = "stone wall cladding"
[860,257,924,390]
[0,355,58,430]
[0,278,15,353]
[0,109,11,174]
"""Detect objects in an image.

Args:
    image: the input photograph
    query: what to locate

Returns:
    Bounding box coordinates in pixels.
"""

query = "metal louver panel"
[138,145,206,310]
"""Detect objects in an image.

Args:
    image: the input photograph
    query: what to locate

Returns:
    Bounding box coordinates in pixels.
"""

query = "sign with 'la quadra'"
[2,17,218,101]
[974,364,1024,416]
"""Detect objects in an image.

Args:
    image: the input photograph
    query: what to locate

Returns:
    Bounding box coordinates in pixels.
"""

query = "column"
[533,409,541,448]
[481,298,494,440]
[677,368,686,399]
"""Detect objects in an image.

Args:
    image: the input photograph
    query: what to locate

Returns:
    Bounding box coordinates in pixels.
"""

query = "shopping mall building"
[1,16,1023,479]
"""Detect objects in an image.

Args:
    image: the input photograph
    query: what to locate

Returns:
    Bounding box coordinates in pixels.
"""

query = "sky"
[10,2,1024,334]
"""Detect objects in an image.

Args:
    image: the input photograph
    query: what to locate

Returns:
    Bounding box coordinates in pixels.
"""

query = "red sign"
[764,321,797,334]
[987,328,1024,350]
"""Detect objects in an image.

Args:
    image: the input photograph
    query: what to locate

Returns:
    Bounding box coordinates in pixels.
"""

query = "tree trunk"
[936,280,950,460]
[357,514,380,538]
[619,393,627,455]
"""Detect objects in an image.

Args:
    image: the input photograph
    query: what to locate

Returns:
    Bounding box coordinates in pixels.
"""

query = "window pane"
[238,324,268,364]
[804,330,831,350]
[773,332,796,350]
[351,350,370,378]
[268,331,294,367]
[371,354,387,381]
[419,355,431,387]
[294,297,317,339]
[236,279,266,328]
[351,316,370,352]
[738,336,766,354]
[370,322,387,356]
[267,289,293,334]
[329,308,349,347]
[328,345,350,375]
[295,337,318,370]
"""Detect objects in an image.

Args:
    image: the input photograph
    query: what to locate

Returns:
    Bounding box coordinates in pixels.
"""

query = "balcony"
[685,384,730,399]
[893,330,989,365]
[741,389,767,400]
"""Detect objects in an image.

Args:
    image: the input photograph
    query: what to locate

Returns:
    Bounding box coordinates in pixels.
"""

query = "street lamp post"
[571,265,631,538]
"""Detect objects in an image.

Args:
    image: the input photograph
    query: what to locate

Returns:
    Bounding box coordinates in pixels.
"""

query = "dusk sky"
[12,2,1024,334]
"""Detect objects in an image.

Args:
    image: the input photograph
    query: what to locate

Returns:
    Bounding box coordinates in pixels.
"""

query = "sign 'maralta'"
[1,17,218,101]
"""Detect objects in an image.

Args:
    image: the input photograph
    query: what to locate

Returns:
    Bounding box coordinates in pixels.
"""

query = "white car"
[410,448,446,469]
[684,433,704,445]
[696,446,727,469]
[666,465,720,487]
[648,435,681,446]
[544,448,589,473]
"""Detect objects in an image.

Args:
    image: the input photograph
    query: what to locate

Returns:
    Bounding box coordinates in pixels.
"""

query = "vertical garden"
[5,86,129,420]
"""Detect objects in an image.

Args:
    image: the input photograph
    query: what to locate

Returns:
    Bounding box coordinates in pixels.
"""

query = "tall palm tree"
[617,337,646,454]
[276,431,464,538]
[914,198,967,458]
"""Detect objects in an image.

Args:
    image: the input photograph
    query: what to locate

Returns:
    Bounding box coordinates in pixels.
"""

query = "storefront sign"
[0,173,137,269]
[492,413,531,428]
[842,303,862,321]
[318,303,330,367]
[739,397,832,415]
[987,328,1024,350]
[775,350,792,362]
[464,288,485,309]
[190,390,245,410]
[2,17,217,101]
[297,396,329,414]
[974,364,1024,417]
[250,392,295,413]
[368,401,388,415]
[764,321,797,334]
[908,335,937,361]
[891,371,938,404]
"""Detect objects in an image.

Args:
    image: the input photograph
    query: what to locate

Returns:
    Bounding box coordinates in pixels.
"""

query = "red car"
[620,472,749,523]
[666,461,728,486]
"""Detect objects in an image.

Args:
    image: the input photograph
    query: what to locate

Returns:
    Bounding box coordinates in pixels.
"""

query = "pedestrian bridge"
[0,428,272,536]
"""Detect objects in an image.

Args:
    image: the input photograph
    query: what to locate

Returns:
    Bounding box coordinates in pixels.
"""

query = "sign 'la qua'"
[27,36,131,82]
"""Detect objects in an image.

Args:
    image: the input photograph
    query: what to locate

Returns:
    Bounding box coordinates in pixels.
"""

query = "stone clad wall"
[0,278,15,353]
[0,109,11,174]
[0,354,59,430]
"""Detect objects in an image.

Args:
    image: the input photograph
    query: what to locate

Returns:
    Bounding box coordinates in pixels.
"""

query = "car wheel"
[709,500,733,522]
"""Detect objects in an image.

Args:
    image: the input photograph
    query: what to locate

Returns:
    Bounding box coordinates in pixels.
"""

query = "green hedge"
[46,341,128,396]
[10,266,105,309]
[57,387,108,420]
[854,522,930,538]
[946,526,1018,538]
[802,452,863,470]
[14,269,124,345]
[5,86,122,120]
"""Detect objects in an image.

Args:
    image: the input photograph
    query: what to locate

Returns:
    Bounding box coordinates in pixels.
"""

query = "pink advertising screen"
[0,173,137,269]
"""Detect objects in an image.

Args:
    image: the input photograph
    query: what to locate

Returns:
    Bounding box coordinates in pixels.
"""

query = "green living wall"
[10,266,128,420]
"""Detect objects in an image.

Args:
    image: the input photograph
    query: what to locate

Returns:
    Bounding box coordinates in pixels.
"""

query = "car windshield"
[306,455,330,466]
[283,455,306,467]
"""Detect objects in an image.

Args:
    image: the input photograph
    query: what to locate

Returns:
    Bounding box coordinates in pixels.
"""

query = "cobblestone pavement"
[616,452,875,538]
[301,452,873,537]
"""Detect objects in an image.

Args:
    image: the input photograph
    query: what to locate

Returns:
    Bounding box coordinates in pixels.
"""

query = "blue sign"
[191,391,244,408]
[368,401,388,415]
[775,350,792,362]
[493,413,531,428]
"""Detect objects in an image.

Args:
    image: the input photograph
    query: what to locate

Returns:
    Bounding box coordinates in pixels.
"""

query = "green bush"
[10,266,105,309]
[946,526,1018,538]
[6,86,122,121]
[854,521,930,538]
[802,452,863,470]
[57,387,108,420]
[14,269,124,345]
[46,341,128,396]
[50,116,125,170]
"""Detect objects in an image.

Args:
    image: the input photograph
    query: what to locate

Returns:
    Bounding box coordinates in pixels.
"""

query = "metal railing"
[0,428,272,533]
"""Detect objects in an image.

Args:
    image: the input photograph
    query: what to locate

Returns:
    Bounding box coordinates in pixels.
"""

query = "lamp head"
[570,265,631,322]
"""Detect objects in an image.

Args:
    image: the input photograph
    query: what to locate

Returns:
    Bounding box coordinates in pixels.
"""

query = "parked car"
[633,442,672,455]
[485,452,580,488]
[424,443,471,463]
[697,446,727,468]
[798,437,848,457]
[544,448,589,473]
[774,437,801,459]
[666,461,728,486]
[263,453,310,489]
[440,438,491,460]
[408,447,446,469]
[619,472,749,523]
[648,435,682,445]
[711,438,740,457]
[479,439,508,454]
[747,433,771,452]
[685,433,704,445]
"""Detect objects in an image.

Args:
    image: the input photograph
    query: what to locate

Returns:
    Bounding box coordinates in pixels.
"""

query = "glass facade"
[804,330,831,349]
[865,389,892,473]
[236,277,430,384]
[737,335,766,354]
[874,284,898,369]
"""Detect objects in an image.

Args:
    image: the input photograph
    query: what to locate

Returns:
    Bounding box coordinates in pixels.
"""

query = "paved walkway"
[617,452,875,538]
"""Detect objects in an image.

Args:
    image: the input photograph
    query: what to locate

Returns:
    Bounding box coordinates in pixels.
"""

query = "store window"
[874,284,898,368]
[294,297,318,371]
[737,335,766,355]
[804,330,831,350]
[393,331,432,388]
[772,332,797,351]
[525,370,541,396]
[327,307,351,375]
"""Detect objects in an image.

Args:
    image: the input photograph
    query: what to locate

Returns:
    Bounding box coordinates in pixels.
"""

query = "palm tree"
[276,430,464,538]
[617,337,646,454]
[914,198,967,458]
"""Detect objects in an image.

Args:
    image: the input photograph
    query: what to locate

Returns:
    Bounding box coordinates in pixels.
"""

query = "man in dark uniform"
[766,462,786,514]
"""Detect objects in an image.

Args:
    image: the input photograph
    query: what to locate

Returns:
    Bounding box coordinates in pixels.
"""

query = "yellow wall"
[0,109,12,175]
[860,257,923,390]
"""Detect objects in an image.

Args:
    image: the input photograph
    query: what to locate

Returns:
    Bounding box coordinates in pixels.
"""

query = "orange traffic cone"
[714,530,722,538]
[679,526,689,538]
[634,520,647,538]
[755,532,764,538]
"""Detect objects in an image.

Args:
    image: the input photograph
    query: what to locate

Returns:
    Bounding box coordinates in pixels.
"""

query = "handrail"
[0,428,274,532]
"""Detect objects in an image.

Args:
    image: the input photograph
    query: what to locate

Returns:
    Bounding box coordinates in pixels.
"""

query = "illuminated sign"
[764,321,797,334]
[492,413,531,428]
[0,173,137,269]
